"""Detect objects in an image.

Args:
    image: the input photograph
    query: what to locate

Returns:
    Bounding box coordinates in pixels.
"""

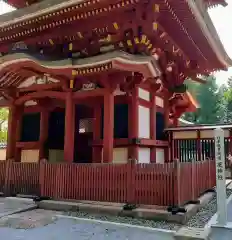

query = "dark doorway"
[156,112,168,141]
[21,112,40,142]
[48,109,65,149]
[74,105,93,163]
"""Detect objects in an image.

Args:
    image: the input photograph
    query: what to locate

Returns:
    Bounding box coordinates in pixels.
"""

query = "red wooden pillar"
[64,92,75,163]
[92,103,102,163]
[174,117,178,127]
[39,109,49,160]
[14,106,23,162]
[163,93,170,162]
[164,94,170,128]
[102,91,114,163]
[128,87,139,161]
[6,105,17,160]
[150,92,156,163]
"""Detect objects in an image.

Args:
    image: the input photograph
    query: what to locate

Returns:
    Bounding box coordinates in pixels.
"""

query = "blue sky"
[0,0,231,85]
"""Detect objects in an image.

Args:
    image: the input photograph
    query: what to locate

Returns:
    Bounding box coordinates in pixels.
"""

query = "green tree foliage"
[222,77,232,123]
[0,108,8,142]
[182,75,224,124]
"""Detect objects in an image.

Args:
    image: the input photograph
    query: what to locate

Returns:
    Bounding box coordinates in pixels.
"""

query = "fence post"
[39,159,46,197]
[55,164,65,200]
[4,159,13,196]
[191,159,196,201]
[173,160,181,207]
[208,159,212,188]
[127,160,136,204]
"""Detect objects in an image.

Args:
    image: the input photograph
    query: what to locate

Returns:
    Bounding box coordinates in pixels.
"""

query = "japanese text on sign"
[215,133,225,181]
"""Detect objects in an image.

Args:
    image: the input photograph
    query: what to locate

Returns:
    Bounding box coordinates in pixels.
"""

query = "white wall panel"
[156,96,164,107]
[156,148,165,163]
[138,88,150,101]
[138,105,150,138]
[138,148,150,163]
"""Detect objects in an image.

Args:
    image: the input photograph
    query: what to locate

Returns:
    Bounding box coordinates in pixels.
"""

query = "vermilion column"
[14,106,23,162]
[128,87,138,161]
[64,92,75,163]
[173,117,178,127]
[164,95,170,128]
[92,103,102,163]
[150,92,156,163]
[6,105,17,160]
[163,96,170,162]
[102,91,114,163]
[39,110,49,160]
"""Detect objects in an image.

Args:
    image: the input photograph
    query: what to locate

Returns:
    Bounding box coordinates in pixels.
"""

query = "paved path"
[0,209,174,240]
[0,198,35,217]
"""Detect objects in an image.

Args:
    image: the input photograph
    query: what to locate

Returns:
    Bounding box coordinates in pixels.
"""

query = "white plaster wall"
[0,149,6,160]
[138,88,150,101]
[138,105,150,138]
[138,148,150,163]
[113,148,128,164]
[156,96,164,107]
[48,150,64,163]
[156,148,165,163]
[21,150,39,163]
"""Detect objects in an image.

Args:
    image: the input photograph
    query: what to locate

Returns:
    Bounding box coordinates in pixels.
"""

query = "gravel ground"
[63,188,232,231]
[186,188,232,227]
[64,210,182,231]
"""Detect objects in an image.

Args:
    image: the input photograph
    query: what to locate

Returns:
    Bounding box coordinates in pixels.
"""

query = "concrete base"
[209,223,232,240]
[36,191,215,224]
[174,227,210,240]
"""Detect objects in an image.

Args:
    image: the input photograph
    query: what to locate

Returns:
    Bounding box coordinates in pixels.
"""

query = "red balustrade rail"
[0,160,216,207]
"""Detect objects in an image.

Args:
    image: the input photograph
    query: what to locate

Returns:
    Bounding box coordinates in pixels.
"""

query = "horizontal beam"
[15,90,66,105]
[73,88,106,99]
[19,82,63,92]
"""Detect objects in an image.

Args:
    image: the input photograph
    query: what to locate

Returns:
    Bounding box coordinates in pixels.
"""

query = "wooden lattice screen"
[79,118,93,133]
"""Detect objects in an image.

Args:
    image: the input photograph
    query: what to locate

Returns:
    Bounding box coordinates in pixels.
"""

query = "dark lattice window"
[21,113,40,142]
[79,118,93,133]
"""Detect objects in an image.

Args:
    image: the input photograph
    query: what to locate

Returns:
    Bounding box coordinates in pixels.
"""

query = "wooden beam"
[15,90,66,105]
[73,88,106,99]
[19,82,63,92]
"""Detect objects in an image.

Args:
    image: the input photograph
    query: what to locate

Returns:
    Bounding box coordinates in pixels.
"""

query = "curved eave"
[4,0,41,9]
[0,0,92,26]
[0,51,161,88]
[172,91,198,117]
[3,0,24,9]
[184,91,199,112]
[187,0,232,68]
[178,118,194,126]
[205,0,228,7]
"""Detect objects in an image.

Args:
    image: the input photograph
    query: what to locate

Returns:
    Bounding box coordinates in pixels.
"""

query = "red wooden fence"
[0,161,6,191]
[0,160,216,206]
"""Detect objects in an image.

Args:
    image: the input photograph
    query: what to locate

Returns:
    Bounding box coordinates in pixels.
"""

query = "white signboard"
[82,82,96,91]
[12,41,28,51]
[214,128,227,226]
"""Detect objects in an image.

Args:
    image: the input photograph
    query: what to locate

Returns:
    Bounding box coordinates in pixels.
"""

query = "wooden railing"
[171,137,232,163]
[0,160,216,207]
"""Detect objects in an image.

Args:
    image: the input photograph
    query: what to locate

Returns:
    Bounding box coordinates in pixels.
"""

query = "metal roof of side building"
[166,122,232,131]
